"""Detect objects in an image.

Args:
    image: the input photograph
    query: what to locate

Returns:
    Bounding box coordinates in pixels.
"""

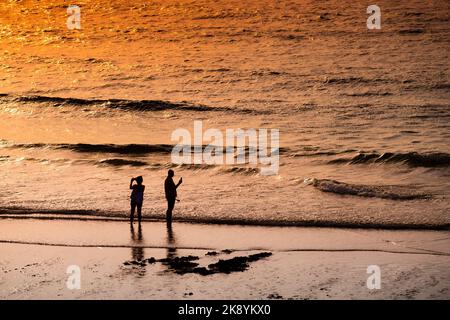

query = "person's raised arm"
[130,177,135,189]
[176,177,183,188]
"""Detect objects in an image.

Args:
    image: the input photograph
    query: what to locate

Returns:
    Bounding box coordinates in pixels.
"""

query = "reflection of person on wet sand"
[166,223,176,260]
[130,223,144,263]
[164,170,182,224]
[129,176,145,223]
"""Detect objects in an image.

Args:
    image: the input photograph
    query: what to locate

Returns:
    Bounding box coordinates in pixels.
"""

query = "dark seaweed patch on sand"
[123,252,272,276]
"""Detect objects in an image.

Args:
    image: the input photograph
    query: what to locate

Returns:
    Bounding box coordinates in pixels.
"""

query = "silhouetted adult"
[164,170,182,224]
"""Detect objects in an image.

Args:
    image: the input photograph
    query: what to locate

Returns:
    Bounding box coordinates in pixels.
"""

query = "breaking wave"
[305,178,431,200]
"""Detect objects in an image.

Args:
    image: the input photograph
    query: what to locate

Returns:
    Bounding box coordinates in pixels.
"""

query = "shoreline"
[1,211,449,231]
[2,241,449,258]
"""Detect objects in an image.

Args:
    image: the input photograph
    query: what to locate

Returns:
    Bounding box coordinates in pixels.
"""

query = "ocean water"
[0,0,449,228]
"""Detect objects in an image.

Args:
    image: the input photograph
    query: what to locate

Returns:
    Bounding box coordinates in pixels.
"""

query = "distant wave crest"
[329,152,450,168]
[0,94,257,113]
[98,158,148,167]
[2,142,174,155]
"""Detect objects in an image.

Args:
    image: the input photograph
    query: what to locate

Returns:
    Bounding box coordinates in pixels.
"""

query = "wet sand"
[0,218,449,299]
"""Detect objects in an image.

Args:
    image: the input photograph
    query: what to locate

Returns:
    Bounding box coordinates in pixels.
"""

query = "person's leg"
[166,198,175,224]
[166,201,171,223]
[130,202,136,222]
[170,198,175,220]
[137,203,142,222]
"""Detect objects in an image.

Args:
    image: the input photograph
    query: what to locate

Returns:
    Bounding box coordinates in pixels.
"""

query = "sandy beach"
[1,217,449,300]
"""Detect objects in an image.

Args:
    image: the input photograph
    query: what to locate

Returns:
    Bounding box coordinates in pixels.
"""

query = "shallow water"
[0,0,449,228]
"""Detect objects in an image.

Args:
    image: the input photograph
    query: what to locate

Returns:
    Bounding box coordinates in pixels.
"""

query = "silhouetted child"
[129,176,145,223]
[164,170,182,224]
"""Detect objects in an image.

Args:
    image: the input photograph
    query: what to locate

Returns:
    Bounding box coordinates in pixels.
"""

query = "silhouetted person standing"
[164,169,182,224]
[130,176,145,223]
